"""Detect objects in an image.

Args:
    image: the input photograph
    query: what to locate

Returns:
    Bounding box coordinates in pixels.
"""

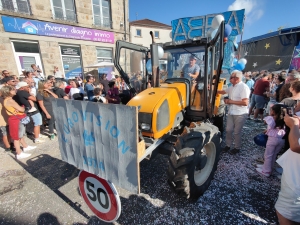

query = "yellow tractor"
[114,22,226,199]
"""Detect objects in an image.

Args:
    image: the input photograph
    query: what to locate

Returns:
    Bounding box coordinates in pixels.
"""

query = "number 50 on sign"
[78,170,121,222]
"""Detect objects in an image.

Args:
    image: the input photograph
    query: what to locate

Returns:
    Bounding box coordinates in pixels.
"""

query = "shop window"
[13,42,39,53]
[51,0,76,22]
[92,0,111,28]
[155,31,159,39]
[96,48,112,62]
[136,29,141,37]
[0,0,31,14]
[96,48,113,76]
[60,45,82,79]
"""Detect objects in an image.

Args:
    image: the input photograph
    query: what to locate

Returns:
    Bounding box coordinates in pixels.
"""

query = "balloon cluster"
[207,15,232,42]
[232,58,247,71]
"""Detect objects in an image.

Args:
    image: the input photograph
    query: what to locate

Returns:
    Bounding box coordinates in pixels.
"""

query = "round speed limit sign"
[78,170,121,222]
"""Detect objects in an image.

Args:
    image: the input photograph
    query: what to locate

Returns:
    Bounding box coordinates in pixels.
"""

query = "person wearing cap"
[13,82,45,144]
[181,55,200,81]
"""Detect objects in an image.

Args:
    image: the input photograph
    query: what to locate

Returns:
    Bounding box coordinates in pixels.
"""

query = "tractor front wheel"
[167,122,221,199]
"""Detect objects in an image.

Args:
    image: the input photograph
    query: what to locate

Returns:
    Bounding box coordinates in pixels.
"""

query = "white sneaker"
[16,152,31,159]
[34,139,45,143]
[256,168,271,177]
[39,134,48,138]
[23,146,37,152]
[28,107,37,113]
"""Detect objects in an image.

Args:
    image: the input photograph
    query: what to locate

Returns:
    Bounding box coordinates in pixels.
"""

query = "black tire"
[167,122,221,199]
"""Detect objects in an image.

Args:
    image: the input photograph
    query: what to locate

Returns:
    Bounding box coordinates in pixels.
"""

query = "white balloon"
[206,28,214,37]
[169,31,172,39]
[158,46,164,59]
[238,58,247,65]
[211,15,224,29]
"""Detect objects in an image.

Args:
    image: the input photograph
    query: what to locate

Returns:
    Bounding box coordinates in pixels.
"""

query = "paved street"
[0,119,280,225]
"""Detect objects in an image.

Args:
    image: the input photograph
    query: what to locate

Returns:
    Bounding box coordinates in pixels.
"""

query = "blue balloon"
[233,58,238,66]
[254,133,268,147]
[211,29,217,39]
[234,63,245,71]
[146,60,152,73]
[224,24,232,38]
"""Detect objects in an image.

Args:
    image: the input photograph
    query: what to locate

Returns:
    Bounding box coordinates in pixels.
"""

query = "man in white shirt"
[218,70,250,154]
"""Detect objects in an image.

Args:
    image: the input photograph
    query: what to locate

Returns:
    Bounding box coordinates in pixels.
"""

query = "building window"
[92,0,111,28]
[155,31,159,39]
[51,0,76,22]
[97,48,112,62]
[136,29,141,37]
[97,48,113,75]
[60,45,82,79]
[0,0,31,14]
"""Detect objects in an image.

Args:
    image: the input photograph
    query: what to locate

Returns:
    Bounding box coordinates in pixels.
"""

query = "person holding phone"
[30,64,44,80]
[274,112,300,224]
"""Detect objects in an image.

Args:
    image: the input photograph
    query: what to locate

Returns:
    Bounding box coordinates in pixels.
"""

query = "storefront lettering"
[44,23,68,32]
[71,27,92,37]
[95,32,110,38]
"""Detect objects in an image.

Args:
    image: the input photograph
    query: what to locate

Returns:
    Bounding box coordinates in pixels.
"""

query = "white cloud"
[227,0,264,24]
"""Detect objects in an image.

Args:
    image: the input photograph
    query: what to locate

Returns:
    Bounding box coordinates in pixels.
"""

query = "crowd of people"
[0,66,132,160]
[1,63,300,223]
[220,68,300,224]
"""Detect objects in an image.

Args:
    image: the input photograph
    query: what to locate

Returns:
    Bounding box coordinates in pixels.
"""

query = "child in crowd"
[106,81,120,104]
[92,87,107,103]
[256,104,286,177]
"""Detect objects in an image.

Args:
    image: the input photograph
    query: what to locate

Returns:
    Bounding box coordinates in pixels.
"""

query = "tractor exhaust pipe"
[150,31,160,87]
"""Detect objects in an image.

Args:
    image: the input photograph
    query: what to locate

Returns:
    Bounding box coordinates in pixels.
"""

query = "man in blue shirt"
[245,72,255,90]
[181,55,200,81]
[84,74,95,101]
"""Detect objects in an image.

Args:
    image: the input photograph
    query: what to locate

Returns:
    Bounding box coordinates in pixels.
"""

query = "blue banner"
[1,16,114,43]
[171,9,245,41]
[171,9,245,70]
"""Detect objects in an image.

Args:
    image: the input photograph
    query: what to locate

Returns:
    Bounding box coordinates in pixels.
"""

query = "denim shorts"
[0,125,9,136]
[250,94,266,109]
[31,113,42,126]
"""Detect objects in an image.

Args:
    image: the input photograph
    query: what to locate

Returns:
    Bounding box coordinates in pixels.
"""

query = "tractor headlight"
[138,112,152,131]
[141,123,151,130]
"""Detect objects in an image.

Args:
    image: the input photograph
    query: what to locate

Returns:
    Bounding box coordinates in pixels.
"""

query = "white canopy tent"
[85,62,114,68]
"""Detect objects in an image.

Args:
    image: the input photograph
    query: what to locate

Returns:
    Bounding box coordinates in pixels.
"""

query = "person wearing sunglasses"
[0,76,17,88]
[218,70,250,155]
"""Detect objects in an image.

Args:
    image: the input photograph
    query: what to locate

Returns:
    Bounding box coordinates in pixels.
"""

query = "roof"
[242,26,300,44]
[129,19,172,29]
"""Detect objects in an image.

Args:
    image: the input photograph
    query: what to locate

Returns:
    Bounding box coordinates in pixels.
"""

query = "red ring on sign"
[78,170,119,222]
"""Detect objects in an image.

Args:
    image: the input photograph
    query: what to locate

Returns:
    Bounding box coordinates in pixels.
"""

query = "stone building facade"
[0,0,129,79]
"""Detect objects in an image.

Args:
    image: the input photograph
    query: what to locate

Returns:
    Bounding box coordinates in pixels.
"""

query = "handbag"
[6,108,30,125]
[20,116,30,125]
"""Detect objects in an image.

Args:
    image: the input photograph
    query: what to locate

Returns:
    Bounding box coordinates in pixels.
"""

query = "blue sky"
[129,0,299,41]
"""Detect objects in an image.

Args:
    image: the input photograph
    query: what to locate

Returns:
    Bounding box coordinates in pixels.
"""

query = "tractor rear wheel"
[167,122,221,199]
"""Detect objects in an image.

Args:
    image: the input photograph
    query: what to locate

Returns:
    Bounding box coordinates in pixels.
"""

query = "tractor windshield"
[163,46,206,82]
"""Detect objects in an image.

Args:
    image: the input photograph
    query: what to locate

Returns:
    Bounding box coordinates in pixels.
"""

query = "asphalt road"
[0,118,280,225]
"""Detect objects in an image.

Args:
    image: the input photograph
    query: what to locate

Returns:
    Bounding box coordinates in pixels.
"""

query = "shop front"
[1,15,115,78]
